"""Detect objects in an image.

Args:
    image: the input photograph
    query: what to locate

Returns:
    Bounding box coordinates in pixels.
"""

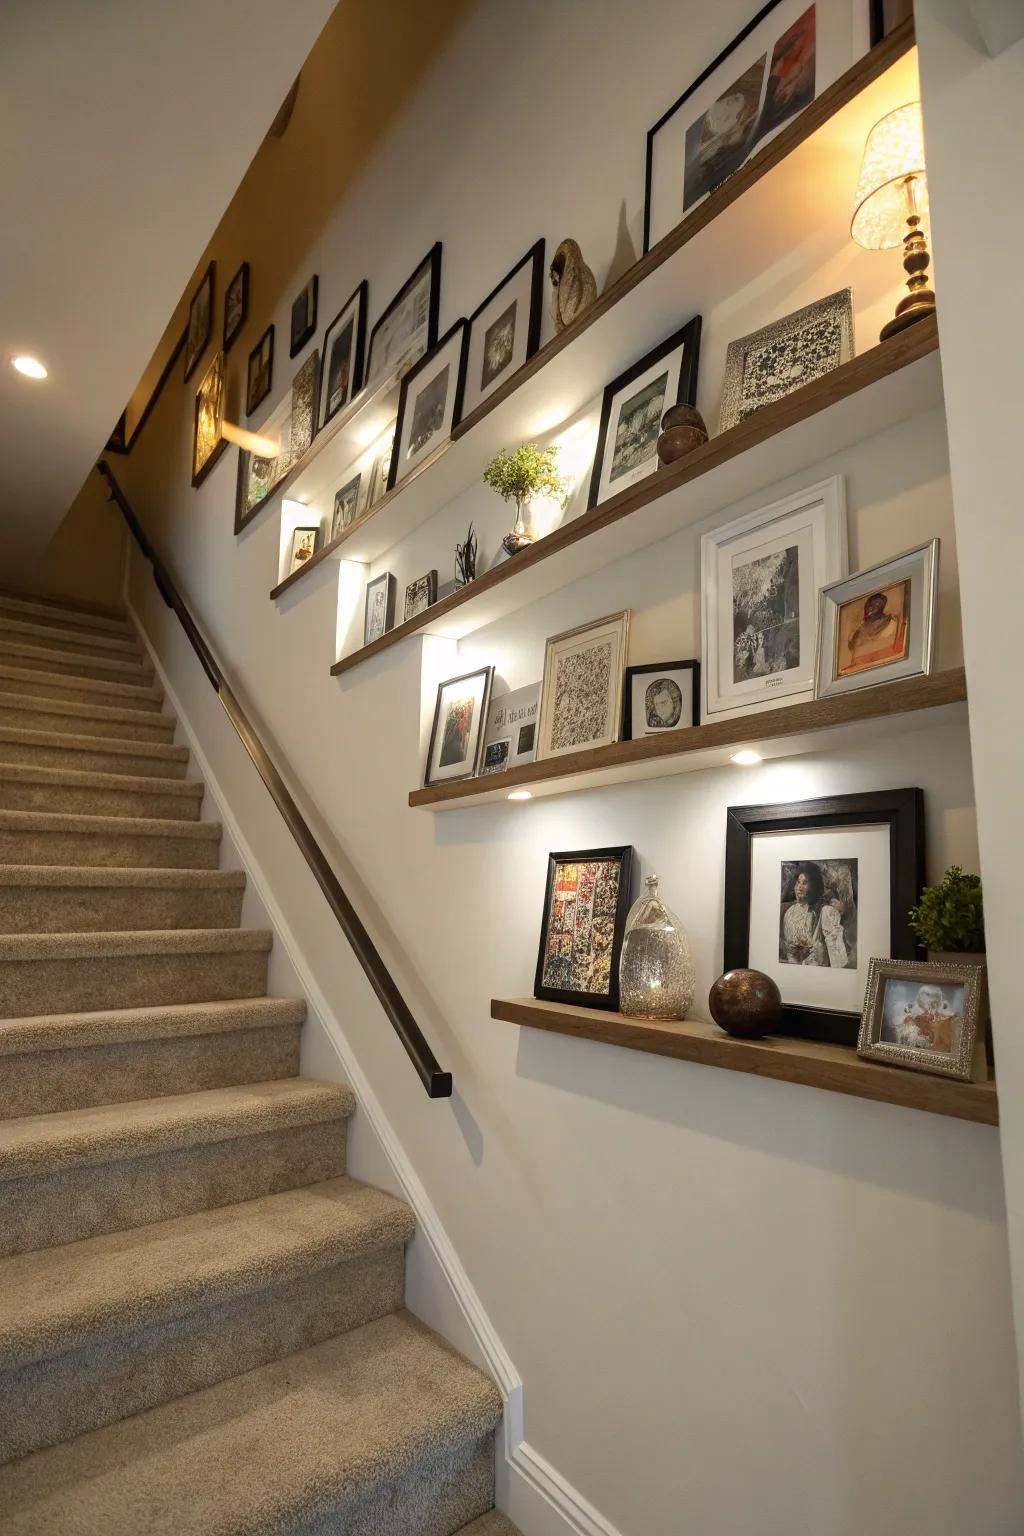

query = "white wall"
[117,1,1024,1530]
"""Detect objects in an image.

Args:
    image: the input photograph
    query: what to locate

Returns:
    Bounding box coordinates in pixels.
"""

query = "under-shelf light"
[731,749,763,766]
[508,790,533,801]
[12,355,47,380]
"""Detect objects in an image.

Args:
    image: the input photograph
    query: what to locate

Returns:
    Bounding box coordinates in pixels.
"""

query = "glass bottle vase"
[619,875,695,1020]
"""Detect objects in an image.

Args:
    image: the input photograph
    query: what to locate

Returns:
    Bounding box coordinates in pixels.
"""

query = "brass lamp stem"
[880,173,937,341]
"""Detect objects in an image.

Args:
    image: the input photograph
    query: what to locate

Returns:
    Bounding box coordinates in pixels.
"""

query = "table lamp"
[851,101,935,341]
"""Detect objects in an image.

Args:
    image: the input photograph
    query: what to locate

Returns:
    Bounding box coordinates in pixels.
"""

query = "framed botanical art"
[701,476,846,720]
[235,351,319,531]
[288,525,320,575]
[480,682,540,774]
[857,957,986,1081]
[318,281,368,430]
[363,572,396,646]
[719,288,854,431]
[459,240,545,421]
[389,320,468,490]
[536,610,630,762]
[223,262,249,353]
[424,666,494,786]
[290,275,318,358]
[184,261,214,381]
[815,540,939,700]
[366,243,442,385]
[587,318,702,508]
[404,570,437,620]
[724,787,924,1044]
[623,661,700,739]
[534,846,635,1011]
[246,325,274,416]
[331,474,362,541]
[191,350,227,489]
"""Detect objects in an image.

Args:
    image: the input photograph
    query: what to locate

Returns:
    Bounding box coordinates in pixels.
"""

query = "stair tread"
[0,807,216,837]
[0,691,173,730]
[0,995,307,1056]
[0,1176,413,1371]
[0,665,162,707]
[0,864,244,889]
[0,617,143,657]
[0,763,201,796]
[457,1517,522,1536]
[0,1311,501,1535]
[0,640,153,677]
[0,926,270,960]
[0,726,185,760]
[0,589,129,629]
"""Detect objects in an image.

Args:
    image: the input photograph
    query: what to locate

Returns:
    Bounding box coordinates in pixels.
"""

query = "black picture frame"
[317,279,368,431]
[191,352,228,490]
[458,238,545,425]
[246,324,274,416]
[623,660,700,739]
[423,665,494,786]
[366,242,442,385]
[534,846,635,1013]
[724,788,925,1045]
[363,572,396,646]
[869,0,913,45]
[290,275,319,358]
[184,260,215,381]
[388,318,469,491]
[404,569,438,620]
[587,316,703,509]
[223,261,250,354]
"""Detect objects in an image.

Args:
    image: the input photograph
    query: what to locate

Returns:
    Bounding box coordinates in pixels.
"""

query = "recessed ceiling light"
[508,789,533,801]
[12,356,47,380]
[731,749,763,766]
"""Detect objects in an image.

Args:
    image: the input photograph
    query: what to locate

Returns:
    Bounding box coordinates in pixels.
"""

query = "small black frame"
[424,665,494,786]
[317,279,368,431]
[534,845,635,1013]
[724,788,925,1045]
[366,242,443,384]
[388,318,469,491]
[458,238,545,425]
[623,660,701,739]
[191,354,228,490]
[184,260,215,381]
[246,324,274,416]
[290,274,319,358]
[223,261,250,353]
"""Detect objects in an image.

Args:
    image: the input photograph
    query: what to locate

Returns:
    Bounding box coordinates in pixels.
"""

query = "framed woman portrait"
[534,846,635,1012]
[815,540,939,700]
[318,280,368,430]
[424,666,494,786]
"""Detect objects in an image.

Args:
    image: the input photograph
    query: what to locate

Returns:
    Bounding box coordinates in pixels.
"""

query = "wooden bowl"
[657,404,708,467]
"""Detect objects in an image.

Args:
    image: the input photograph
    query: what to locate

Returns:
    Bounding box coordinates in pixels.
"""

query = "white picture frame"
[815,539,939,699]
[536,611,630,762]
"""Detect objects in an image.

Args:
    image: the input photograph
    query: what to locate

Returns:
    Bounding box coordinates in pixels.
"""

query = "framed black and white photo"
[588,318,702,508]
[424,666,494,786]
[363,572,396,646]
[537,610,630,762]
[623,661,700,739]
[289,275,318,358]
[366,243,442,386]
[246,324,274,416]
[724,788,924,1044]
[288,525,320,576]
[815,540,939,700]
[389,320,468,490]
[404,570,437,621]
[318,281,368,430]
[223,262,249,354]
[184,261,214,381]
[235,351,319,531]
[534,846,635,1011]
[719,289,854,431]
[331,474,362,541]
[192,351,227,489]
[459,240,545,421]
[701,476,846,720]
[480,682,540,775]
[857,957,985,1081]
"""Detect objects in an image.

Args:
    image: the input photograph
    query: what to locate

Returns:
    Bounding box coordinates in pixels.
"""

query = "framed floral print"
[223,262,249,353]
[459,240,545,422]
[184,261,214,381]
[192,351,227,489]
[389,320,468,490]
[534,845,635,1011]
[536,611,630,762]
[815,540,939,700]
[424,666,494,786]
[318,280,368,430]
[366,243,442,386]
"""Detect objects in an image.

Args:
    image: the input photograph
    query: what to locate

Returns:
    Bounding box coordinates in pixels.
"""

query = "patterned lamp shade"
[851,101,929,251]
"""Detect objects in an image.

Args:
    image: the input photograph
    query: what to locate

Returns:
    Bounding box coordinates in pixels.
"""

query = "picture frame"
[623,661,700,739]
[536,610,630,762]
[363,572,396,646]
[404,570,437,620]
[288,525,320,576]
[184,261,214,381]
[480,682,540,775]
[587,317,703,508]
[389,320,468,490]
[318,280,368,431]
[289,275,318,358]
[191,350,227,489]
[331,474,362,541]
[719,288,854,432]
[869,0,912,45]
[459,239,545,422]
[235,350,319,531]
[363,431,395,514]
[534,845,635,1012]
[701,475,847,721]
[246,324,274,416]
[815,540,939,700]
[724,787,924,1044]
[857,956,986,1082]
[223,262,249,354]
[366,242,442,386]
[424,666,494,786]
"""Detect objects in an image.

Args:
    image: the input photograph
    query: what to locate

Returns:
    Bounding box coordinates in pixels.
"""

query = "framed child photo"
[184,261,215,381]
[815,540,939,700]
[389,320,468,491]
[246,325,274,416]
[424,666,494,786]
[363,572,396,646]
[290,275,318,358]
[857,957,986,1082]
[623,661,700,739]
[366,243,442,386]
[318,280,368,430]
[536,610,630,762]
[534,845,635,1011]
[459,239,545,422]
[288,525,320,575]
[223,262,249,354]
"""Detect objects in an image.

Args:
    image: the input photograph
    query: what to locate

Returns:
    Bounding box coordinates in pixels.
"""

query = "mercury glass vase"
[619,875,695,1020]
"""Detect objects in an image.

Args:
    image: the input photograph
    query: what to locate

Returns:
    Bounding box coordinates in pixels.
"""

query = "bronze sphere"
[709,968,782,1039]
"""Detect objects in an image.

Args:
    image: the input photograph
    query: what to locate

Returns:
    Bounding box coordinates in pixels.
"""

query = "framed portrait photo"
[815,540,939,700]
[223,262,249,354]
[588,318,702,508]
[404,570,437,621]
[184,261,215,381]
[366,242,442,386]
[331,474,362,541]
[424,666,494,786]
[290,275,318,358]
[857,957,986,1081]
[318,281,368,430]
[719,288,854,431]
[288,525,320,575]
[480,682,540,775]
[246,325,274,416]
[363,572,396,647]
[534,846,635,1011]
[192,351,227,489]
[390,320,467,490]
[537,610,630,762]
[459,240,545,421]
[724,787,924,1044]
[701,475,846,720]
[623,661,700,739]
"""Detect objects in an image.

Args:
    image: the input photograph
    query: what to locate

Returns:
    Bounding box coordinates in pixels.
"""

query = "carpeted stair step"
[0,724,188,778]
[0,865,246,935]
[0,662,164,711]
[0,809,219,867]
[0,764,203,820]
[0,590,131,637]
[0,614,144,662]
[0,691,175,744]
[0,637,154,685]
[0,995,306,1117]
[0,1177,414,1461]
[456,1517,522,1535]
[0,1078,353,1256]
[0,1310,502,1535]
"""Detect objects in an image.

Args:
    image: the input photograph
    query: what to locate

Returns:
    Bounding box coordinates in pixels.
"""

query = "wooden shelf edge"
[493,997,998,1126]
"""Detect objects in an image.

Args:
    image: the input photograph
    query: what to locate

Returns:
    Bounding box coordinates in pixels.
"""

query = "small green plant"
[908,866,985,953]
[483,443,565,509]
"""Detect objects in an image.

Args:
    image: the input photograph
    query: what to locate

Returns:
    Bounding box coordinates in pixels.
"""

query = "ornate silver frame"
[719,289,854,432]
[857,956,985,1082]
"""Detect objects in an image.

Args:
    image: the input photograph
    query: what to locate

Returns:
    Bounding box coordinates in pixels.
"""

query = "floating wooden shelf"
[492,997,998,1126]
[409,667,967,809]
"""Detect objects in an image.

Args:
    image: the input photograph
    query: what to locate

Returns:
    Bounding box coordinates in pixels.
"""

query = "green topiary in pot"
[483,443,566,556]
[908,866,985,954]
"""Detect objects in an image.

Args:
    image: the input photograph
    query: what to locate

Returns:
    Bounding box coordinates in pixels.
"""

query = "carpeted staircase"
[0,589,518,1536]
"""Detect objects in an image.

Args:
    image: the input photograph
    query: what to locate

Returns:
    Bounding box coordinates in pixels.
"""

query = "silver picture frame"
[815,539,939,700]
[857,956,986,1082]
[719,289,854,432]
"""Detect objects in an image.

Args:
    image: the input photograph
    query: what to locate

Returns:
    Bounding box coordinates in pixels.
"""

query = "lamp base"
[879,292,936,341]
[880,214,936,343]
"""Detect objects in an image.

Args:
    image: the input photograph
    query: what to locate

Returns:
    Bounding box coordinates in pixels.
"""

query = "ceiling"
[0,0,337,574]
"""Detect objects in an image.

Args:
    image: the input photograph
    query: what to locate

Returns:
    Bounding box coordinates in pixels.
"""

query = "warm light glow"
[851,102,929,251]
[221,420,280,457]
[731,749,763,766]
[508,790,533,801]
[353,415,391,449]
[12,355,47,380]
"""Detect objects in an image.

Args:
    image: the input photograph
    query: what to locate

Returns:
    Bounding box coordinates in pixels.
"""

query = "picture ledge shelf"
[492,998,998,1127]
[409,667,967,809]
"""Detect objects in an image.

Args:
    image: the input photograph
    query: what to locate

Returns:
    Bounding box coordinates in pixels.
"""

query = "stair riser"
[0,778,202,820]
[0,827,218,868]
[0,702,174,744]
[0,621,143,662]
[0,881,244,936]
[0,1248,403,1463]
[293,1434,495,1536]
[0,670,163,710]
[2,1023,301,1117]
[0,1120,347,1256]
[0,739,187,779]
[0,947,267,1019]
[0,596,131,637]
[0,644,153,685]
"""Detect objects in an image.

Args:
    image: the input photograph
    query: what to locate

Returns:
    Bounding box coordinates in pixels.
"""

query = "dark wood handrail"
[98,459,452,1099]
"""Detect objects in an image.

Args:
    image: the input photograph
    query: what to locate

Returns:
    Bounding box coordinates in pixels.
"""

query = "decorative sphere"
[708,968,782,1039]
[657,403,709,466]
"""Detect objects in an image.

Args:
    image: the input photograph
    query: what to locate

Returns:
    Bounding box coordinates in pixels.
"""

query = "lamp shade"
[851,101,929,250]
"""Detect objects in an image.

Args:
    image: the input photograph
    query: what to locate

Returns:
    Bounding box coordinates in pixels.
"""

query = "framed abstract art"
[718,289,854,431]
[534,845,635,1011]
[536,610,630,762]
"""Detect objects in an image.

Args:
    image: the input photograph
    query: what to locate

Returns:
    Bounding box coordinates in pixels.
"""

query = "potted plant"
[483,443,566,556]
[908,866,985,963]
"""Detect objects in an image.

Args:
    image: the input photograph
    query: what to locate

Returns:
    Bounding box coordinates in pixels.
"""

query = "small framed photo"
[364,572,396,646]
[290,276,318,358]
[719,289,854,432]
[246,324,274,416]
[390,320,468,490]
[623,661,700,739]
[537,611,630,762]
[223,262,249,354]
[459,240,544,421]
[318,280,368,430]
[858,957,985,1081]
[588,318,702,508]
[404,570,437,621]
[424,666,494,786]
[184,261,214,381]
[815,540,939,700]
[192,351,227,488]
[288,525,320,575]
[331,474,362,541]
[363,431,395,514]
[366,243,442,386]
[534,846,635,1011]
[480,682,540,775]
